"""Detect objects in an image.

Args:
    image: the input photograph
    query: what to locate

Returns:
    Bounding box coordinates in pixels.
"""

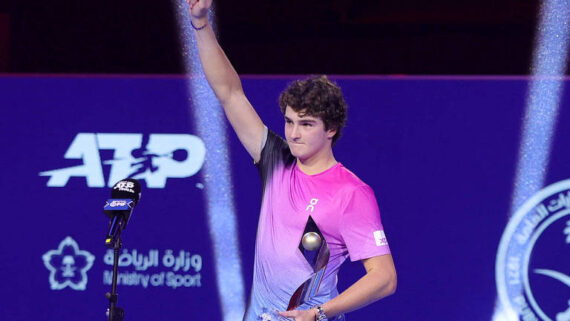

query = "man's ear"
[327,127,337,139]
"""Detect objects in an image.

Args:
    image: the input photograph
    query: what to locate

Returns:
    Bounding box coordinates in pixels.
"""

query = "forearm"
[187,1,264,160]
[192,17,243,105]
[321,258,397,318]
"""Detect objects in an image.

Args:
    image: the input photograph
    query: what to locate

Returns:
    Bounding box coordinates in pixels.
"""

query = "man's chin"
[290,149,311,162]
[290,150,301,158]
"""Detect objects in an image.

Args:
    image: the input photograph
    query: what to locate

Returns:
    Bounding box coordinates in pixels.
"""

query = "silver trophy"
[259,216,330,321]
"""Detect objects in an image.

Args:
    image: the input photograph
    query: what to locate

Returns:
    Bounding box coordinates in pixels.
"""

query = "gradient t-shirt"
[244,128,391,321]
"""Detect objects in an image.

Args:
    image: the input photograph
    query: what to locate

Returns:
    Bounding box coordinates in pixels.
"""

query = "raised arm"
[188,0,265,162]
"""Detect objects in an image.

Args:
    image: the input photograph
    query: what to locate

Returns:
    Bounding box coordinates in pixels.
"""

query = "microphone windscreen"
[111,178,142,205]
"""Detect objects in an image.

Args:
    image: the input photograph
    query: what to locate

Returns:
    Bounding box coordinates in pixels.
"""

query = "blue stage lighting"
[510,0,570,212]
[494,1,569,320]
[173,2,245,320]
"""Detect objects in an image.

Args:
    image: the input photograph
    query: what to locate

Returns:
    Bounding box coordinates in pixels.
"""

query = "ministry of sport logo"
[496,179,570,321]
[40,133,206,188]
[42,236,95,290]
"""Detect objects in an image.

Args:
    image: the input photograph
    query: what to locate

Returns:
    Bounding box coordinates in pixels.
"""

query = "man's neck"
[296,151,337,175]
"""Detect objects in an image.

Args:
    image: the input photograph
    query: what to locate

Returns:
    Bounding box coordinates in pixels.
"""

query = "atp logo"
[39,133,206,188]
[496,179,570,321]
[42,236,95,291]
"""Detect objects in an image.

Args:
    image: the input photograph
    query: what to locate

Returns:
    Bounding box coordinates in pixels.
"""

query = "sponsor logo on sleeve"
[373,230,388,246]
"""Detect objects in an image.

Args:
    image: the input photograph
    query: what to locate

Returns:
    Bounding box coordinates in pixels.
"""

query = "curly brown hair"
[278,75,347,145]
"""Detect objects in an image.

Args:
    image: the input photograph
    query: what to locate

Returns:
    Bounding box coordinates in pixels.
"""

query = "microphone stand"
[105,221,125,321]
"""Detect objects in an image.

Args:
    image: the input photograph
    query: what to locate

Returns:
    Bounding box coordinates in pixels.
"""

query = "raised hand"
[188,0,212,23]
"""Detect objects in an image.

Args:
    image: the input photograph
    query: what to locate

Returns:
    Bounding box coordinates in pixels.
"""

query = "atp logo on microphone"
[114,180,136,193]
[39,133,206,188]
[108,200,129,207]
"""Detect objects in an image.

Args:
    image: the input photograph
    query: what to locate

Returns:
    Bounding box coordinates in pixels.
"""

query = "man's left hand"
[278,308,316,321]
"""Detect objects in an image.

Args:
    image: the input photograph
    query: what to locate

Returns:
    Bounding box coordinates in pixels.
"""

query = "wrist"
[312,307,319,321]
[313,305,327,321]
[190,17,208,30]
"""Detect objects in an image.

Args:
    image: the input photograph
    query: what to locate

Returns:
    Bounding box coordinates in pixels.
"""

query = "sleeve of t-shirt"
[255,127,295,189]
[339,185,391,261]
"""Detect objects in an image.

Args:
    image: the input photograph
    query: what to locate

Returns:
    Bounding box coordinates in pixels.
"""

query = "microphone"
[104,178,142,247]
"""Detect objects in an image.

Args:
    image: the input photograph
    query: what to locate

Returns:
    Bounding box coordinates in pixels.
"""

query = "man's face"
[284,106,336,161]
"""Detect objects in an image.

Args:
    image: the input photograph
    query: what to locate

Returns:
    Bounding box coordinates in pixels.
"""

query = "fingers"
[278,310,299,320]
[279,310,295,318]
[188,0,198,10]
[189,0,212,14]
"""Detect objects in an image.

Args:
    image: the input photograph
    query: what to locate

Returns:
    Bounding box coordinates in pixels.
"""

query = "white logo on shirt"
[305,198,319,212]
[374,230,388,246]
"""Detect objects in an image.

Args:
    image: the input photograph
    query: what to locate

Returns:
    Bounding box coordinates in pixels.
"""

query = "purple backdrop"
[0,75,568,321]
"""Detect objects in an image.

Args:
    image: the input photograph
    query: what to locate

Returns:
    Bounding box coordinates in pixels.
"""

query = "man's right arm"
[189,0,265,162]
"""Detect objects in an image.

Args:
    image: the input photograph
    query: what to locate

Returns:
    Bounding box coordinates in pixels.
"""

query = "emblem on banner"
[496,179,570,321]
[42,236,95,290]
[39,133,206,188]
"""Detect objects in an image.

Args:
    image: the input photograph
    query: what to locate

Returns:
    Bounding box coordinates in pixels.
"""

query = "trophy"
[259,216,331,321]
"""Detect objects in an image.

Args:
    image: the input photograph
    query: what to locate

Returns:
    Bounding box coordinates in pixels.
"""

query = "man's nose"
[290,124,301,138]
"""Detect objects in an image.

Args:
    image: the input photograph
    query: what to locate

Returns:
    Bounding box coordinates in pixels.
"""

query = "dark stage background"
[0,0,544,75]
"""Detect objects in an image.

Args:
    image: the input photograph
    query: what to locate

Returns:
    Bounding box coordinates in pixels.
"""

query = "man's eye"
[302,123,312,127]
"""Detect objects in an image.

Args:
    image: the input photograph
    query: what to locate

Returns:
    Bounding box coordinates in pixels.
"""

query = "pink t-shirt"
[244,129,391,321]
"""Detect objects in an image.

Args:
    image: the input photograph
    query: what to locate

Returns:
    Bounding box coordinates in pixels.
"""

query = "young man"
[188,1,397,320]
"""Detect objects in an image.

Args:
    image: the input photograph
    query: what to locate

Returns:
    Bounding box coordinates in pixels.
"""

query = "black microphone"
[104,178,142,247]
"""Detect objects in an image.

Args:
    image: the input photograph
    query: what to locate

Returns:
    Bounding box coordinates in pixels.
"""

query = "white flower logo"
[42,236,95,290]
